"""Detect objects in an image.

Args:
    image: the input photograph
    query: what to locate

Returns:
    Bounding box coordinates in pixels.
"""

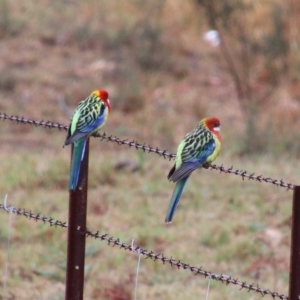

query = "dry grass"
[1,137,294,299]
[1,0,299,299]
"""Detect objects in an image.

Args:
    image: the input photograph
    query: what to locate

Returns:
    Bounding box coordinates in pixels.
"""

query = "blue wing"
[77,105,106,134]
[64,105,106,145]
[168,139,215,182]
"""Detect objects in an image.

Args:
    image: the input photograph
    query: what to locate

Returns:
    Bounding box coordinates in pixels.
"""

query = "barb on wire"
[0,204,288,300]
[0,204,68,228]
[204,164,294,191]
[0,112,67,131]
[0,112,295,191]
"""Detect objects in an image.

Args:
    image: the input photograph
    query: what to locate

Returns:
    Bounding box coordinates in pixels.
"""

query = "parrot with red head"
[165,117,221,223]
[64,90,111,191]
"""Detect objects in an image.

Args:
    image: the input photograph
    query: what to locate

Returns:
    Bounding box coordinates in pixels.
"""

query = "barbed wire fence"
[0,112,296,299]
[0,112,295,190]
[0,204,288,300]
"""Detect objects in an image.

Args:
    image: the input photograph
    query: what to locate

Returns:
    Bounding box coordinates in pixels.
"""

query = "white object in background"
[203,30,220,47]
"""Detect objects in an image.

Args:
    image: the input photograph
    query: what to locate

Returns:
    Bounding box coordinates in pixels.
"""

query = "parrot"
[63,90,111,191]
[165,117,221,223]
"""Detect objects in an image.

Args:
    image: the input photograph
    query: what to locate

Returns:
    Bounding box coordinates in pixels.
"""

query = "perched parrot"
[165,117,221,223]
[63,90,111,191]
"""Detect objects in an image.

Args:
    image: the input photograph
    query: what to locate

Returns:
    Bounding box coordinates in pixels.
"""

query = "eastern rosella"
[165,117,221,223]
[64,90,111,191]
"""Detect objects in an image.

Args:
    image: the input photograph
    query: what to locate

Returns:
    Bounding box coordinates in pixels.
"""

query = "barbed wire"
[0,203,288,299]
[0,112,295,191]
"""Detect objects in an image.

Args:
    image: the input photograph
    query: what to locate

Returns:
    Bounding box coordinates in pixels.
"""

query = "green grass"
[0,130,293,299]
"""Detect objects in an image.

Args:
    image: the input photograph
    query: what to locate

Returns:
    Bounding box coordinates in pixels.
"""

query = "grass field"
[1,130,295,299]
[1,0,300,299]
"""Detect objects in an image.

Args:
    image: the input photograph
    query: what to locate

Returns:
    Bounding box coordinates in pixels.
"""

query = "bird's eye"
[214,123,219,127]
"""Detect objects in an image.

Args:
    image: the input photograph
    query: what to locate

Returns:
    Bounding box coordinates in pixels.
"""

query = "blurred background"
[1,0,299,299]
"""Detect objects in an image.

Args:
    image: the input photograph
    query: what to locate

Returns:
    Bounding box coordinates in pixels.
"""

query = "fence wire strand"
[0,112,295,191]
[0,204,288,300]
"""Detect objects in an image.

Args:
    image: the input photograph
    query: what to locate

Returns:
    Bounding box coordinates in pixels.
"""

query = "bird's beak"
[107,98,111,112]
[214,126,220,132]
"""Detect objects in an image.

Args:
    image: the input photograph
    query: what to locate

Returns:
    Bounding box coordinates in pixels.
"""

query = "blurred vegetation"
[196,0,299,154]
[0,0,299,155]
[0,0,21,37]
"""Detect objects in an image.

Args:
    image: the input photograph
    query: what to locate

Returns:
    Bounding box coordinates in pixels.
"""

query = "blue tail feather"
[69,138,86,191]
[165,177,189,223]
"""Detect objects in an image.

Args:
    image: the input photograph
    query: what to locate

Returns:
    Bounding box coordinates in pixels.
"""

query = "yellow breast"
[206,135,221,163]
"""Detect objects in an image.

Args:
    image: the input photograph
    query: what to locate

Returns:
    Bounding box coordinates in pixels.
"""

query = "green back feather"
[70,96,105,135]
[175,123,214,168]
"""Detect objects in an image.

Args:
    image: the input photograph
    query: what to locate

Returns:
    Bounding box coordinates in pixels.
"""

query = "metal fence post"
[65,139,89,300]
[289,185,300,299]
